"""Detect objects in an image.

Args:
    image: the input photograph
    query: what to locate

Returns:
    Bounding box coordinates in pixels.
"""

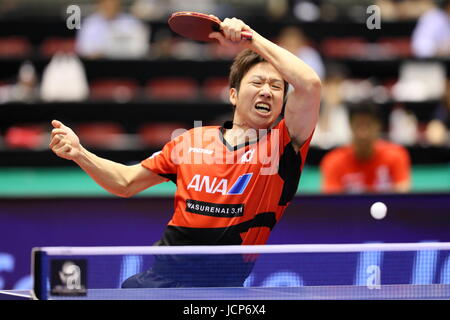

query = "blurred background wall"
[0,0,449,195]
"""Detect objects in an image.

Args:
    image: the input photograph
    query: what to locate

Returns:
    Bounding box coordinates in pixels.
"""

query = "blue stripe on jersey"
[227,173,253,195]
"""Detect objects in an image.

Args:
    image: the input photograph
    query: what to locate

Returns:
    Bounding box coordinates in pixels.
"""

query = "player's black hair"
[229,49,289,103]
[348,101,382,123]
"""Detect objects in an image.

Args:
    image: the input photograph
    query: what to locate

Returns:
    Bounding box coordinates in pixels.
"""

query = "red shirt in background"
[320,140,411,193]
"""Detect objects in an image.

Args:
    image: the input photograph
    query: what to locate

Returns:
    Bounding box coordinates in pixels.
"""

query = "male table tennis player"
[49,17,321,287]
[320,102,411,194]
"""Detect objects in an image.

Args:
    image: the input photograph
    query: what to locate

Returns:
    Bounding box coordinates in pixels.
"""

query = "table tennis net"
[32,242,450,300]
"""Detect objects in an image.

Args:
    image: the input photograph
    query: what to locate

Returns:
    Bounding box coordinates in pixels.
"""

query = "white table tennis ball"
[370,202,387,220]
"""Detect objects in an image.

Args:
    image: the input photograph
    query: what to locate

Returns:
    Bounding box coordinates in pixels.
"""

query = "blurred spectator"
[130,0,169,21]
[320,102,411,194]
[40,53,89,102]
[277,26,325,80]
[376,0,400,21]
[0,61,39,103]
[75,0,150,59]
[375,0,433,21]
[149,28,177,59]
[388,104,419,146]
[412,0,450,57]
[267,0,289,20]
[130,0,235,21]
[311,64,351,148]
[425,79,450,146]
[391,61,446,101]
[0,0,19,18]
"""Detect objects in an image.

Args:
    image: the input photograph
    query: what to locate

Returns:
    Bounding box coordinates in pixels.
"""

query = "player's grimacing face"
[229,62,285,129]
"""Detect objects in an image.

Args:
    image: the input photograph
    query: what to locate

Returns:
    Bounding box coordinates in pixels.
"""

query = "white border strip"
[0,290,32,299]
[35,242,450,256]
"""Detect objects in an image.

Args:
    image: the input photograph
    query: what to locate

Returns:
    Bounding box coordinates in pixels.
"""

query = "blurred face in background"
[277,26,306,54]
[350,113,381,159]
[98,0,121,20]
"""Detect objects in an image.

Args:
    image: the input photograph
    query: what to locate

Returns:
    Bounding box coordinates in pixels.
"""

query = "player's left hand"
[208,17,253,48]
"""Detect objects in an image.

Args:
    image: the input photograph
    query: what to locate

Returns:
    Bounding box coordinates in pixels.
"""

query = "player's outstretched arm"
[49,120,165,197]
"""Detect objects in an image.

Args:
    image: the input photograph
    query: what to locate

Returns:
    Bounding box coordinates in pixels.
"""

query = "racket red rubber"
[168,11,253,42]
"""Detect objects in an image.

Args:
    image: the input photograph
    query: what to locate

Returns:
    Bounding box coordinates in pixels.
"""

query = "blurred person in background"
[277,26,325,80]
[388,104,419,146]
[75,0,150,59]
[320,102,411,194]
[0,61,39,103]
[412,0,450,57]
[425,79,450,145]
[310,63,352,149]
[376,0,435,21]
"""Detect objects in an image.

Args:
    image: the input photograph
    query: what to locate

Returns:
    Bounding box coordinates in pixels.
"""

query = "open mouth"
[254,102,271,114]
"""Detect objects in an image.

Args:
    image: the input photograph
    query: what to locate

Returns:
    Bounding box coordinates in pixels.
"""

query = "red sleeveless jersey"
[141,119,312,246]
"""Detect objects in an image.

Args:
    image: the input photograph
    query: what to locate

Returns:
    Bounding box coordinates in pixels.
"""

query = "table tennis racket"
[168,11,253,42]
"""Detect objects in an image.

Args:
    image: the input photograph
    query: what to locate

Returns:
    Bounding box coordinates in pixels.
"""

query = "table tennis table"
[1,284,449,300]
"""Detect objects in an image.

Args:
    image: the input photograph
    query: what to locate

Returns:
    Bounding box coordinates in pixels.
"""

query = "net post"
[31,248,48,300]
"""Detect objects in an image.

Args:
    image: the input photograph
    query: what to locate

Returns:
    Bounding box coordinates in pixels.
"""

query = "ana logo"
[187,173,253,195]
[240,149,255,163]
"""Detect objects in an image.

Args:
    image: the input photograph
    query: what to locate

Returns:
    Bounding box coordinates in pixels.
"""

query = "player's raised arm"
[209,17,322,149]
[49,120,165,197]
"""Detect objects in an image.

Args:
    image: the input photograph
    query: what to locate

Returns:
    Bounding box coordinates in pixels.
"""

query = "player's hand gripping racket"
[168,11,253,42]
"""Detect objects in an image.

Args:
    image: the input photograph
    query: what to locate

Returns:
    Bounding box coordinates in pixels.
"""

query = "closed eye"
[271,84,282,90]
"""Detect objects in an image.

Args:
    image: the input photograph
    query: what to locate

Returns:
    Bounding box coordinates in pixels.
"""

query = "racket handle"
[241,31,253,40]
